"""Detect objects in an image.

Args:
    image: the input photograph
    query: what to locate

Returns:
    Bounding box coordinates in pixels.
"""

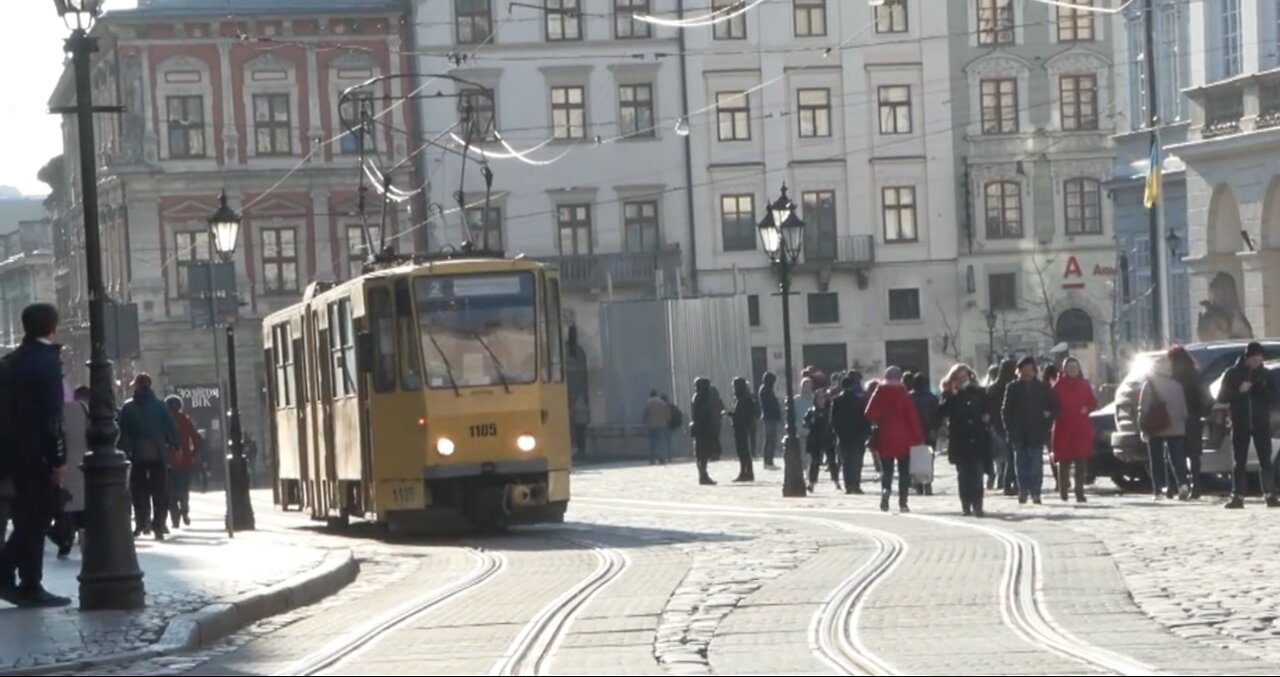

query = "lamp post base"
[781,435,807,497]
[226,455,256,532]
[78,451,145,610]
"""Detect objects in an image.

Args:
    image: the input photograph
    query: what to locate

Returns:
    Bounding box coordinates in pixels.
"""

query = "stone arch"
[1207,183,1244,255]
[1261,175,1280,249]
[1055,308,1095,345]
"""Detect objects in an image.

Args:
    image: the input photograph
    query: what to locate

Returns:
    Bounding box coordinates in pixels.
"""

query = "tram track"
[489,539,630,676]
[279,547,506,676]
[580,496,1161,677]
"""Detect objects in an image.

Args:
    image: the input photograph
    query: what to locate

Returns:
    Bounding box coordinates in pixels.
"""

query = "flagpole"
[1142,0,1164,346]
[1154,126,1172,344]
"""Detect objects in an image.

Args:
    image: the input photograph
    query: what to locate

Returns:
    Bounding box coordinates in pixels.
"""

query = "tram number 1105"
[469,423,498,438]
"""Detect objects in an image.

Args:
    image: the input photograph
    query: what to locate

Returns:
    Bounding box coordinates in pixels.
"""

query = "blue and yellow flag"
[1143,134,1161,209]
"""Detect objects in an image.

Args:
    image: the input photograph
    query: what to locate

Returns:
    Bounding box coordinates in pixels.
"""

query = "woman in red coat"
[866,366,924,513]
[1050,357,1097,503]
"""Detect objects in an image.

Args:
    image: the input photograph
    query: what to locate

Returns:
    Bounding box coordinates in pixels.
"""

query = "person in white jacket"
[48,385,88,558]
[1139,356,1191,501]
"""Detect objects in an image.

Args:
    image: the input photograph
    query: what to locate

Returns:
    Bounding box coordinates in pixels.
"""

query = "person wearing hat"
[1001,357,1057,505]
[1218,341,1278,509]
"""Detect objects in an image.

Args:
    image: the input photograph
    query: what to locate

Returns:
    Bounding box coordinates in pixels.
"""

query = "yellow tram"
[263,253,571,531]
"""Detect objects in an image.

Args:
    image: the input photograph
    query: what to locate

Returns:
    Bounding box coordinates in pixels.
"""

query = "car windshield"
[414,272,538,389]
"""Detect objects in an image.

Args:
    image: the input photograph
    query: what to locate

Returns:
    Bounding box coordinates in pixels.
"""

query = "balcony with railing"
[800,234,875,268]
[542,244,682,295]
[1187,69,1280,141]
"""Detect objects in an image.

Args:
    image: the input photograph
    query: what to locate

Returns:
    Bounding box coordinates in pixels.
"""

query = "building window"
[348,225,380,278]
[794,0,827,37]
[459,88,496,142]
[546,0,582,41]
[713,0,747,39]
[801,190,837,262]
[875,0,908,33]
[551,86,586,140]
[807,293,840,325]
[802,343,848,378]
[261,227,298,294]
[1221,0,1241,78]
[984,181,1022,239]
[797,88,832,138]
[748,294,761,327]
[329,298,358,397]
[882,186,917,243]
[456,0,494,44]
[340,95,376,154]
[877,85,912,134]
[980,78,1018,134]
[1056,0,1094,41]
[888,288,921,321]
[720,194,756,252]
[166,95,206,159]
[623,200,660,252]
[977,0,1015,45]
[174,231,211,297]
[1060,74,1098,131]
[253,94,293,156]
[619,84,655,138]
[884,339,928,378]
[557,204,592,255]
[1063,178,1103,235]
[615,0,651,38]
[465,207,503,250]
[989,272,1017,310]
[716,91,750,141]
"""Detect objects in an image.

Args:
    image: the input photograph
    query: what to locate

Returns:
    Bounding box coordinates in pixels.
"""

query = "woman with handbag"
[1139,355,1191,501]
[865,366,924,513]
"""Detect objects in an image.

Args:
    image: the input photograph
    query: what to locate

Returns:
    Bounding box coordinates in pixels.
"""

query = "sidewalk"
[0,495,354,674]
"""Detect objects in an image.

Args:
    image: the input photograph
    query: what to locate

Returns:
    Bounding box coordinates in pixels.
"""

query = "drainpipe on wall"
[677,0,698,295]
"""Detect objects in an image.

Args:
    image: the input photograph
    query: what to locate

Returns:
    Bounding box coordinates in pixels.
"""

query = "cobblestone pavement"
[53,461,1280,676]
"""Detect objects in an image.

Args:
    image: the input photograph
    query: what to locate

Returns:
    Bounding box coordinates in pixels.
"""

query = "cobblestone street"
[22,461,1280,676]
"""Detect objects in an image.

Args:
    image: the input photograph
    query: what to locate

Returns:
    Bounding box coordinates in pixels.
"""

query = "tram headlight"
[517,434,537,453]
[436,437,456,456]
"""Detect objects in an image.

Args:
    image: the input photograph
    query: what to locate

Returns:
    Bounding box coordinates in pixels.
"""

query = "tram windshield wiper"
[422,324,461,397]
[470,332,511,394]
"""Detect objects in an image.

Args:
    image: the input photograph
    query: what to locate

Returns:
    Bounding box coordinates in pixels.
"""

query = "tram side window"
[544,278,564,383]
[272,324,294,407]
[395,280,422,391]
[369,287,397,393]
[329,299,358,397]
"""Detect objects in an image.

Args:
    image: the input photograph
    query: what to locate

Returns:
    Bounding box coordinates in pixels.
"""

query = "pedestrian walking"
[166,396,200,528]
[1051,357,1097,504]
[1001,357,1056,505]
[987,359,1018,495]
[48,384,87,558]
[1218,342,1278,509]
[730,377,759,482]
[690,377,722,485]
[1139,355,1192,502]
[119,373,177,540]
[906,372,940,496]
[0,303,70,607]
[1169,346,1211,498]
[939,364,990,517]
[571,397,590,461]
[865,367,924,513]
[758,372,782,470]
[643,390,673,465]
[793,377,815,455]
[832,372,870,494]
[663,394,682,462]
[804,389,835,491]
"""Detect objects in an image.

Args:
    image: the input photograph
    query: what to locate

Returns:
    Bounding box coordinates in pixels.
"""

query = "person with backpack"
[831,372,870,494]
[118,373,178,540]
[0,303,70,607]
[1139,355,1191,502]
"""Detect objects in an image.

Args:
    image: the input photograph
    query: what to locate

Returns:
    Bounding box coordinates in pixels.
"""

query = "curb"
[0,548,358,676]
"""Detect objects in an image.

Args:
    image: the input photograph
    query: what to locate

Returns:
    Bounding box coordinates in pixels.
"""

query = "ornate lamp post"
[757,184,808,498]
[55,0,147,611]
[209,192,255,532]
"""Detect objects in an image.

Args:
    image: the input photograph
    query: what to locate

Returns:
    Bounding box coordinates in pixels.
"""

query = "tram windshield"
[414,272,538,389]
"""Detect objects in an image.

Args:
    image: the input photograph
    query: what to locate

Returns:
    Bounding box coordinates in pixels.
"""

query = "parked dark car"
[1109,340,1280,492]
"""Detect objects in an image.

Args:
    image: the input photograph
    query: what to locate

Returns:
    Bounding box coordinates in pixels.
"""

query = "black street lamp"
[985,310,999,368]
[55,0,147,611]
[757,184,808,498]
[209,192,255,532]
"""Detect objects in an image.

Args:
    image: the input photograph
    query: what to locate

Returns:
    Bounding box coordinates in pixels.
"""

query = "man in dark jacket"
[758,372,782,470]
[906,372,940,496]
[988,359,1018,495]
[690,377,721,485]
[119,374,177,539]
[1218,342,1278,509]
[1002,357,1056,504]
[0,304,69,607]
[831,373,870,494]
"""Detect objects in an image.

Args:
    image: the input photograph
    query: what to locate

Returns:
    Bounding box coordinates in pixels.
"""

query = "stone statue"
[1197,272,1254,341]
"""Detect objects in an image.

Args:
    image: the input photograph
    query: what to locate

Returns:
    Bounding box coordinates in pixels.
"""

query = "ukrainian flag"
[1143,134,1161,209]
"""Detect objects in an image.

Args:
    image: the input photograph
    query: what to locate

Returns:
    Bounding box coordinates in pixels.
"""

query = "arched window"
[1064,178,1102,235]
[1056,308,1095,345]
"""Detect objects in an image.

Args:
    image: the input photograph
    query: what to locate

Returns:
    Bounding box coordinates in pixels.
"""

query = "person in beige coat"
[48,386,88,558]
[1139,356,1191,501]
